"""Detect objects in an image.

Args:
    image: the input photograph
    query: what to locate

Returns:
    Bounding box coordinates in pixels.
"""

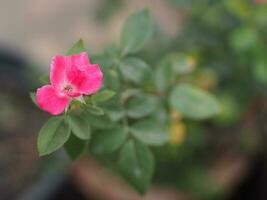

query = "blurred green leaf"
[85,105,104,116]
[224,0,251,19]
[214,94,240,125]
[104,104,125,122]
[85,114,115,130]
[90,127,127,154]
[105,69,121,91]
[30,92,37,106]
[119,57,152,84]
[155,61,173,92]
[67,39,86,55]
[254,5,267,28]
[121,89,141,102]
[230,27,258,52]
[64,134,86,160]
[169,0,194,8]
[126,94,157,118]
[67,111,90,140]
[170,84,220,120]
[39,74,50,84]
[163,53,196,75]
[155,53,196,92]
[130,119,169,146]
[254,58,267,85]
[120,9,152,55]
[38,116,71,156]
[118,139,154,194]
[91,44,120,69]
[92,89,116,103]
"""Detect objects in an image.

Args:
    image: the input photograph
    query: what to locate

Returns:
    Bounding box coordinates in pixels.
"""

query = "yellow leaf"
[169,122,186,145]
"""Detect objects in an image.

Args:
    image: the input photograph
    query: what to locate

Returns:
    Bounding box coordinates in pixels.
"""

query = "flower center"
[63,84,73,93]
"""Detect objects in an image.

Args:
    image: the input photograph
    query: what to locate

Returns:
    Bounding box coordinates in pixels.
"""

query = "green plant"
[32,9,220,194]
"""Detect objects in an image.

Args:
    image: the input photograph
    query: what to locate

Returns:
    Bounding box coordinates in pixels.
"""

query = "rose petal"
[50,52,91,95]
[50,55,66,91]
[36,85,70,115]
[66,63,103,95]
[69,51,90,66]
[64,52,91,73]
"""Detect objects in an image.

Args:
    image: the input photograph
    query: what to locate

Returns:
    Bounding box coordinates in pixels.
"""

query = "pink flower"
[36,52,103,115]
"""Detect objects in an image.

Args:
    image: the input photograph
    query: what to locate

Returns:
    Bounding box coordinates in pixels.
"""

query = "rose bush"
[31,9,220,194]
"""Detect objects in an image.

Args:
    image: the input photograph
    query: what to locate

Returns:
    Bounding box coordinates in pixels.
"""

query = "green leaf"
[155,62,173,92]
[254,58,267,85]
[214,94,240,126]
[90,127,127,154]
[85,105,104,116]
[64,134,86,160]
[106,110,124,122]
[105,69,121,91]
[155,53,196,92]
[130,119,168,146]
[67,111,90,140]
[91,44,120,69]
[92,89,116,103]
[126,94,157,118]
[119,57,152,84]
[121,89,141,102]
[67,39,86,55]
[30,92,37,106]
[169,84,221,120]
[120,9,152,55]
[38,116,71,156]
[105,104,125,122]
[102,103,125,122]
[85,114,115,130]
[162,53,195,75]
[39,74,50,84]
[224,0,251,19]
[230,27,258,52]
[118,140,154,194]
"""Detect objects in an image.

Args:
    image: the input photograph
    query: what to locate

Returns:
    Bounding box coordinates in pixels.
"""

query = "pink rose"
[36,52,103,115]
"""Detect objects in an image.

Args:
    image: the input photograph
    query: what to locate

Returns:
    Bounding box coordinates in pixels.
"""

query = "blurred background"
[1,0,267,199]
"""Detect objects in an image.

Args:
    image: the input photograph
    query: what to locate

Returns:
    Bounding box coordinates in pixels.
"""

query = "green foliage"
[149,1,267,198]
[30,92,37,106]
[67,111,91,140]
[126,94,157,118]
[155,52,196,92]
[118,140,154,194]
[155,61,173,93]
[214,94,241,125]
[39,74,50,84]
[230,27,258,52]
[35,9,221,195]
[66,39,86,55]
[85,105,104,116]
[254,58,267,85]
[92,89,116,103]
[130,119,169,146]
[170,84,221,120]
[38,116,71,156]
[64,134,86,160]
[120,9,152,56]
[119,57,152,85]
[160,52,195,75]
[86,114,115,130]
[90,127,127,154]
